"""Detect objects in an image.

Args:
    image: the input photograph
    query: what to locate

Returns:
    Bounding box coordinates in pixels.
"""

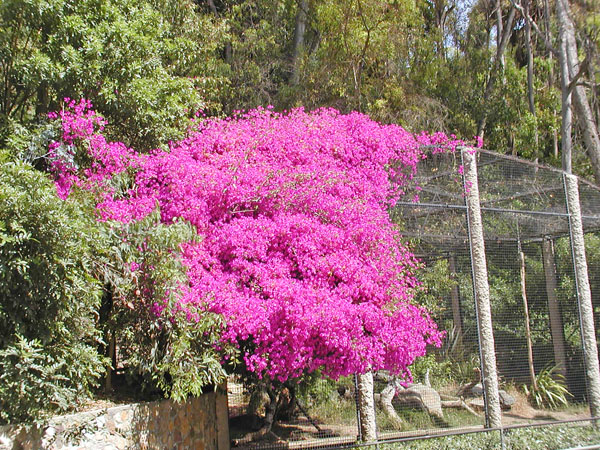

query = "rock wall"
[0,388,229,450]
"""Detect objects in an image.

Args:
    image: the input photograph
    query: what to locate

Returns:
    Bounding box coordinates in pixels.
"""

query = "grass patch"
[374,423,600,450]
[306,397,357,426]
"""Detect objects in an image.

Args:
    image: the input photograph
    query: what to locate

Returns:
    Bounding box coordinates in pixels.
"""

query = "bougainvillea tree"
[50,99,463,387]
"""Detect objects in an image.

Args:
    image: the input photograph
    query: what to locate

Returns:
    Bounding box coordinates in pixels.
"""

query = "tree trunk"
[556,0,600,182]
[242,385,279,442]
[357,372,377,441]
[462,148,503,429]
[525,0,535,116]
[442,398,482,417]
[495,0,505,73]
[206,0,217,14]
[378,383,403,429]
[542,238,568,379]
[35,81,48,116]
[564,174,600,420]
[449,255,463,347]
[105,331,116,393]
[524,0,539,151]
[207,0,232,64]
[519,243,538,391]
[557,0,574,172]
[573,86,600,184]
[476,6,516,138]
[290,0,308,86]
[541,0,560,159]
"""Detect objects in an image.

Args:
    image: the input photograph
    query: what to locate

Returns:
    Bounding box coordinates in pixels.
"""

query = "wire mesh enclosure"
[228,375,361,448]
[228,149,600,449]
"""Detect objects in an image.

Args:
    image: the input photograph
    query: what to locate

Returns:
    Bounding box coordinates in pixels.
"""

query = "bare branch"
[509,0,558,56]
[567,54,591,94]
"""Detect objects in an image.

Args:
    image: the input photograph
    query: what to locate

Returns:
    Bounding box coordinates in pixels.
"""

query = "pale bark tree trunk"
[524,0,539,150]
[564,174,600,420]
[290,0,308,86]
[557,0,574,172]
[543,0,560,159]
[357,372,377,441]
[378,383,403,429]
[542,237,568,379]
[496,0,505,73]
[556,0,600,182]
[573,86,600,184]
[433,0,454,61]
[525,0,535,117]
[462,148,503,429]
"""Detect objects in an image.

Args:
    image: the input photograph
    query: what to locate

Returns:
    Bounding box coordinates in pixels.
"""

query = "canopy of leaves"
[0,0,228,151]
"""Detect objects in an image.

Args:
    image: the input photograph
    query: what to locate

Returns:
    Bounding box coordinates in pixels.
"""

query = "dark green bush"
[0,159,106,424]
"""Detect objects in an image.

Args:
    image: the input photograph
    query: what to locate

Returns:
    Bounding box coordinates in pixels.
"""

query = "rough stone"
[0,389,229,450]
[396,384,443,419]
[470,383,484,397]
[499,390,515,409]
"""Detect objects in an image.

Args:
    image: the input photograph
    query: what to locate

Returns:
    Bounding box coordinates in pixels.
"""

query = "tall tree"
[476,3,517,138]
[515,0,600,179]
[290,0,309,86]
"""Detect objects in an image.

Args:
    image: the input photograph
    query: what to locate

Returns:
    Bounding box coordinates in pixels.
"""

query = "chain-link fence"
[228,149,600,449]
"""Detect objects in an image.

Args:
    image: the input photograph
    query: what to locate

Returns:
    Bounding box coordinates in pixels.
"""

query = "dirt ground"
[228,383,593,449]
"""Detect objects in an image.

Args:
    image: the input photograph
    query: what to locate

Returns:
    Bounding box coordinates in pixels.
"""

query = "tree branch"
[567,54,591,94]
[509,0,558,56]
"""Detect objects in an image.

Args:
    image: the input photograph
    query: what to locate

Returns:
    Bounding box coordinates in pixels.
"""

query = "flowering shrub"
[50,99,464,383]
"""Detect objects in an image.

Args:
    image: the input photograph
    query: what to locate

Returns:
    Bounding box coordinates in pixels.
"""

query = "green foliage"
[413,258,455,320]
[152,312,227,402]
[92,210,231,400]
[0,160,105,423]
[297,373,345,406]
[0,158,229,421]
[220,0,292,110]
[410,349,480,388]
[0,336,104,424]
[376,424,600,449]
[1,0,598,177]
[523,366,572,409]
[0,0,229,151]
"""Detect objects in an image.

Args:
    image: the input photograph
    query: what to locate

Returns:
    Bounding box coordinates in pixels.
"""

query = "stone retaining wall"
[0,387,229,450]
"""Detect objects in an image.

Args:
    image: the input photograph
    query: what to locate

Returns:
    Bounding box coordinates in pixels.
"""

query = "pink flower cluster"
[49,98,141,205]
[50,102,464,382]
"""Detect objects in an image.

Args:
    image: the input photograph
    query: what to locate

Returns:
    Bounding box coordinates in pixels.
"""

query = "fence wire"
[228,150,600,449]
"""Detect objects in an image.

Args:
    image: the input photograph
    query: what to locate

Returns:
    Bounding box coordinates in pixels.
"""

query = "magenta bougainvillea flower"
[50,99,464,382]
